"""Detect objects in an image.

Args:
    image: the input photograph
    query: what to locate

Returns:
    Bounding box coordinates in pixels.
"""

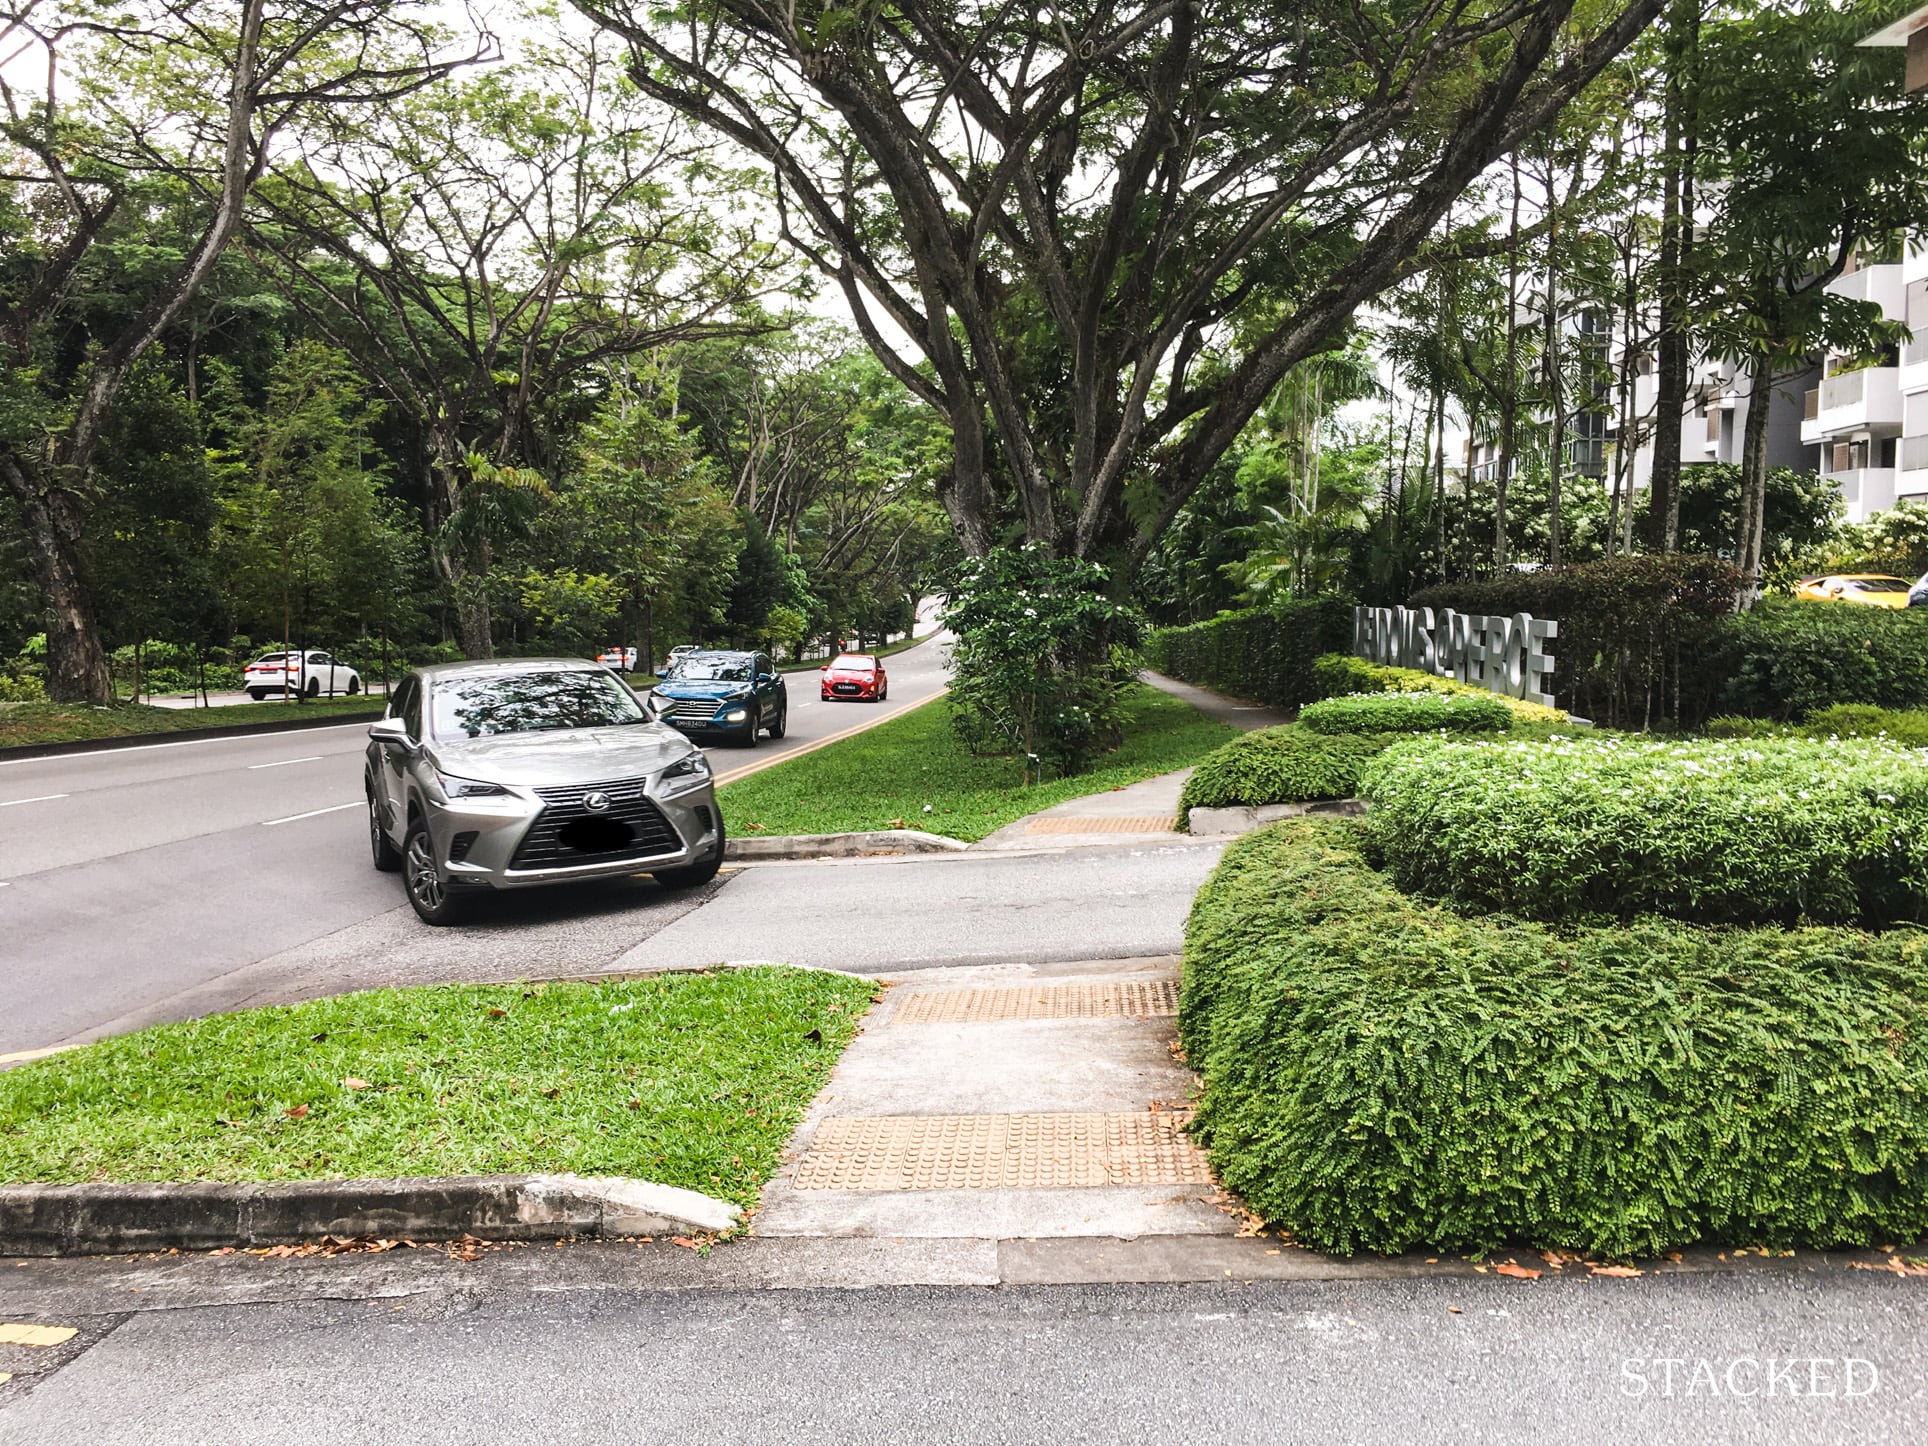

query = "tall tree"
[0,0,486,700]
[1692,0,1928,605]
[574,0,1670,571]
[246,11,781,655]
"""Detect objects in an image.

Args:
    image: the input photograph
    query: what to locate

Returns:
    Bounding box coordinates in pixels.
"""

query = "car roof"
[681,648,755,659]
[410,657,614,683]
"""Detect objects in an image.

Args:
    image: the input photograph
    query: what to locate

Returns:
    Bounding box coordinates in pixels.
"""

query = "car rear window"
[1847,578,1908,592]
[670,657,753,682]
[430,670,645,739]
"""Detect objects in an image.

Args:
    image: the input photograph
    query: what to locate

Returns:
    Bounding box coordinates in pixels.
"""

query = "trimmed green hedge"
[1308,653,1568,725]
[1299,690,1512,736]
[1142,597,1353,708]
[1177,725,1388,816]
[1411,554,1739,728]
[1718,599,1928,720]
[1360,734,1928,927]
[1182,820,1928,1257]
[1708,702,1928,747]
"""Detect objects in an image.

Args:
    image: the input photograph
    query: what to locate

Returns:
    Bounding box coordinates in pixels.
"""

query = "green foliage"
[720,686,1233,841]
[1716,598,1928,719]
[1360,733,1928,927]
[1643,464,1841,562]
[1141,596,1353,709]
[944,547,1142,778]
[1411,554,1741,727]
[1298,689,1511,736]
[1176,726,1389,815]
[1306,652,1568,723]
[1181,820,1928,1257]
[516,570,620,658]
[1802,702,1928,748]
[0,969,871,1212]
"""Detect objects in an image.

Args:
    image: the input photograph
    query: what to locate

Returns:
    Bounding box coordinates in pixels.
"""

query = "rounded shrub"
[1803,702,1928,748]
[1299,689,1512,736]
[1360,734,1928,927]
[1182,820,1928,1258]
[1177,725,1388,816]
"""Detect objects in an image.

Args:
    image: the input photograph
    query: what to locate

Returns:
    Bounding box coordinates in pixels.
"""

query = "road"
[1,1262,1921,1445]
[0,634,952,1057]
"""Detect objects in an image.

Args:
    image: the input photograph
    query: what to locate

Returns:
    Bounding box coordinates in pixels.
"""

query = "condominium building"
[1802,246,1928,522]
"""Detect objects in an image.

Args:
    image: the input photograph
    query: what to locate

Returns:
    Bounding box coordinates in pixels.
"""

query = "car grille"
[660,697,723,724]
[508,778,683,872]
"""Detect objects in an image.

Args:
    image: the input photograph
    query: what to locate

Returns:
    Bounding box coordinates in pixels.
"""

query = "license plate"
[833,683,859,693]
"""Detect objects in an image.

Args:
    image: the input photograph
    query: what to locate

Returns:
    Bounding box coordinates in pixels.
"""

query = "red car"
[821,653,888,702]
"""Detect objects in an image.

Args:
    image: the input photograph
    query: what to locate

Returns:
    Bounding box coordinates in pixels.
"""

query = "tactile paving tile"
[1024,815,1176,834]
[790,1111,1213,1191]
[892,980,1178,1024]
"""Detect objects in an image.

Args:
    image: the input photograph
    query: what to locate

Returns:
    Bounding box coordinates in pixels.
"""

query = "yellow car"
[1792,574,1914,608]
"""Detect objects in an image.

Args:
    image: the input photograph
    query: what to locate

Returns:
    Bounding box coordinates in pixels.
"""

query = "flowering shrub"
[1307,652,1567,724]
[1176,725,1390,817]
[1298,689,1512,736]
[1181,820,1928,1257]
[1360,734,1928,927]
[944,547,1142,779]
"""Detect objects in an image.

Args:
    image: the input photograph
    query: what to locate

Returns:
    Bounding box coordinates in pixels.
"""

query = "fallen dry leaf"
[887,817,905,829]
[342,1077,371,1091]
[486,1007,507,1018]
[1588,1265,1644,1278]
[670,1236,701,1250]
[284,1104,310,1119]
[1495,1261,1541,1281]
[540,1087,561,1099]
[1447,1306,1463,1314]
[626,1097,642,1110]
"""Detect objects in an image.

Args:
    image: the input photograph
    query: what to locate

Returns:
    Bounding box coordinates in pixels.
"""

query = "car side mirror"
[820,663,830,671]
[368,717,413,749]
[757,672,773,683]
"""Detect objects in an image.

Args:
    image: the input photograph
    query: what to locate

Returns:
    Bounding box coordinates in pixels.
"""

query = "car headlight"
[432,768,510,799]
[724,708,748,722]
[657,752,711,791]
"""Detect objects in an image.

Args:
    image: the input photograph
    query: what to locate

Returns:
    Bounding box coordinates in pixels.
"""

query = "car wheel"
[653,812,725,890]
[768,705,787,739]
[403,818,466,925]
[880,685,888,701]
[368,792,402,873]
[247,689,264,702]
[740,709,760,747]
[347,676,361,695]
[305,677,320,698]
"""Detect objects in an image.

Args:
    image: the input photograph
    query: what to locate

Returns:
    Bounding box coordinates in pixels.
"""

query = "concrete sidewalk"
[750,954,1238,1242]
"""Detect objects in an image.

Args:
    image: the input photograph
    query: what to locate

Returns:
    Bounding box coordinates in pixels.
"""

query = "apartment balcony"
[1902,331,1928,395]
[1800,364,1903,444]
[1827,261,1906,320]
[1828,466,1899,524]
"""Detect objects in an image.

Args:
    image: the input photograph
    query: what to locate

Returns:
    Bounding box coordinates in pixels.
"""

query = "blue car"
[646,649,788,747]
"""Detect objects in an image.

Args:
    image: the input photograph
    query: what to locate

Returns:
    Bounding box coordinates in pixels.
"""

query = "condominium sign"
[1353,605,1559,708]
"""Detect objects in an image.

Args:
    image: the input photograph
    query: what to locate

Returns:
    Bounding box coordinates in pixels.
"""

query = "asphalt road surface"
[2,1269,1922,1445]
[0,634,952,1056]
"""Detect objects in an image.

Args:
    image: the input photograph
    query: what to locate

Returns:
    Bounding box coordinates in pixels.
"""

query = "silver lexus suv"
[365,659,724,924]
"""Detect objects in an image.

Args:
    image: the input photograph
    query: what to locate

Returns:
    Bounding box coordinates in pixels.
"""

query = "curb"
[724,829,969,861]
[0,708,385,762]
[1185,798,1367,836]
[0,1173,738,1257]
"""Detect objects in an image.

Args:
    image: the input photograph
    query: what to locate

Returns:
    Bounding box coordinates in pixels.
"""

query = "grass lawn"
[720,683,1238,841]
[0,696,382,750]
[0,969,873,1214]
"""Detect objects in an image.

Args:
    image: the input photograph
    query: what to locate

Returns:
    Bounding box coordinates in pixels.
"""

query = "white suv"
[244,650,363,700]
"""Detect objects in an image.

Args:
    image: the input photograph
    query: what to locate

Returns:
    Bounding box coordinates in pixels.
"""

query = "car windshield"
[429,670,645,739]
[670,658,752,682]
[1847,578,1907,592]
[833,658,873,671]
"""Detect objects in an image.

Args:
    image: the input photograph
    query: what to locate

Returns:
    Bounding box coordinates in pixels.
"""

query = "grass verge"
[720,683,1237,841]
[0,696,381,750]
[0,969,873,1214]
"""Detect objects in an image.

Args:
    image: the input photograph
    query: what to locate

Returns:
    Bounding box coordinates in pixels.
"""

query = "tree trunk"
[2,457,115,703]
[1496,154,1522,568]
[1649,0,1700,553]
[1735,350,1775,609]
